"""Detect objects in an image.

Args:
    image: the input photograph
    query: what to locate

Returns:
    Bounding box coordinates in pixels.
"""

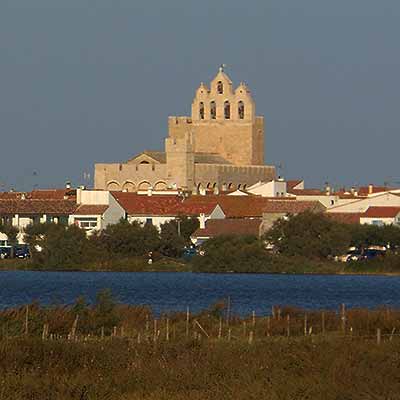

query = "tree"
[159,216,199,258]
[0,223,18,246]
[99,219,160,258]
[38,224,89,267]
[265,211,351,259]
[192,234,269,272]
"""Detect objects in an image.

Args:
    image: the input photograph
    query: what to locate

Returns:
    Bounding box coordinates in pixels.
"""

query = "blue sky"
[0,0,399,191]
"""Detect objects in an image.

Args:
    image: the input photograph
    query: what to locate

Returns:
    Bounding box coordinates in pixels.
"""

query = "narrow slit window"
[210,101,216,119]
[199,102,205,120]
[224,101,230,119]
[238,101,245,119]
[217,81,223,94]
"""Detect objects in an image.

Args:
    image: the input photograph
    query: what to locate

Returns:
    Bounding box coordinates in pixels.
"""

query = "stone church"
[94,67,276,192]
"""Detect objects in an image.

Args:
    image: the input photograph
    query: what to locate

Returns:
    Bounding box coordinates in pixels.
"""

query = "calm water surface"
[1,271,400,315]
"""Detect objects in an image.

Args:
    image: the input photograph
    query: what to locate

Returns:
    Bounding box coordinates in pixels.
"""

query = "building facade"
[94,67,276,192]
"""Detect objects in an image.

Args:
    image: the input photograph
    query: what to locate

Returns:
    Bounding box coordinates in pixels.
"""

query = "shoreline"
[1,261,400,276]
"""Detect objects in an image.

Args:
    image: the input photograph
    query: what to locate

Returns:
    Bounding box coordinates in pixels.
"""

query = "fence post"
[186,307,190,338]
[266,316,271,337]
[341,304,346,334]
[248,331,254,345]
[226,297,231,326]
[377,328,381,345]
[24,305,29,336]
[153,320,158,342]
[166,318,170,342]
[286,315,290,337]
[304,314,308,336]
[218,318,222,340]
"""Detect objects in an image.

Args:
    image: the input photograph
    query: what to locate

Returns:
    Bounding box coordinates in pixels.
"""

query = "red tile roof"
[73,205,109,215]
[183,196,324,218]
[363,207,400,218]
[0,199,77,215]
[326,213,362,224]
[192,219,262,239]
[286,180,304,191]
[29,189,76,200]
[357,186,396,196]
[112,193,219,217]
[0,189,76,201]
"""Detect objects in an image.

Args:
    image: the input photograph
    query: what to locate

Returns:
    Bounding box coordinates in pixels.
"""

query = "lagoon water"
[1,271,400,315]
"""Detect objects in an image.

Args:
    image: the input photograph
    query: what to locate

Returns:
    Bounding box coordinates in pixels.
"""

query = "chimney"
[368,184,373,195]
[65,181,71,189]
[325,185,331,196]
[76,188,82,205]
[350,187,355,195]
[199,213,206,229]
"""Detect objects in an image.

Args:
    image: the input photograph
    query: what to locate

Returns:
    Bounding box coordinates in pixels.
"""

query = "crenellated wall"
[94,163,168,191]
[194,164,275,190]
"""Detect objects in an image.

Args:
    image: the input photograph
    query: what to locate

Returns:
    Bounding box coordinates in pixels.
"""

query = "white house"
[69,189,126,233]
[360,207,400,226]
[112,192,225,230]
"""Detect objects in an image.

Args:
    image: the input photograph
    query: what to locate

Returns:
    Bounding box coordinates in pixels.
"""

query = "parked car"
[361,247,386,261]
[0,247,12,259]
[13,244,30,259]
[336,247,362,263]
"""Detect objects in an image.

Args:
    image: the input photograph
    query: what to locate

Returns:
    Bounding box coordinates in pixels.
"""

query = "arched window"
[238,101,245,119]
[217,81,223,94]
[210,101,216,119]
[199,102,205,120]
[224,101,230,119]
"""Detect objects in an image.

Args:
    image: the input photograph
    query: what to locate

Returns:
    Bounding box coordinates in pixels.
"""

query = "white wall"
[128,215,175,230]
[102,195,126,228]
[327,193,400,214]
[78,189,110,205]
[360,217,399,226]
[247,180,287,197]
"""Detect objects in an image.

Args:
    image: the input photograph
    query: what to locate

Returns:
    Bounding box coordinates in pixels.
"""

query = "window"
[75,217,98,230]
[210,101,216,119]
[224,101,230,119]
[145,218,153,225]
[199,102,205,120]
[217,81,223,94]
[238,101,245,119]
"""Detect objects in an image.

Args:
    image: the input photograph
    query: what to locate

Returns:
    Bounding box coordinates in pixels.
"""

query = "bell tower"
[187,65,264,165]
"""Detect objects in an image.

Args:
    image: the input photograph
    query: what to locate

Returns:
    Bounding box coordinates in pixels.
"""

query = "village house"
[111,192,225,230]
[360,207,400,226]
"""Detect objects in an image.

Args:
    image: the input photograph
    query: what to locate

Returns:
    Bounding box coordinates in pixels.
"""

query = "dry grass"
[1,302,400,399]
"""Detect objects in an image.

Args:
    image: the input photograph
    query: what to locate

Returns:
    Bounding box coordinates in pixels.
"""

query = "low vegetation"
[13,217,198,270]
[193,212,400,273]
[2,211,400,273]
[1,297,400,399]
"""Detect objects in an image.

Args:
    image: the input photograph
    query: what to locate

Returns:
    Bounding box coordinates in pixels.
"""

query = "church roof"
[127,151,231,165]
[127,151,167,164]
